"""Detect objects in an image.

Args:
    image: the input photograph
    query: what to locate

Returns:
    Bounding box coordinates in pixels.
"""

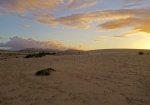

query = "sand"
[0,49,150,105]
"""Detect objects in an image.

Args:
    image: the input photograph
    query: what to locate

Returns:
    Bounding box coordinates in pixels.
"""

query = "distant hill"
[86,49,150,55]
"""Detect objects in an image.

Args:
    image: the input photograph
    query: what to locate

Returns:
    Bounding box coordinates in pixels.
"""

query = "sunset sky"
[0,0,150,50]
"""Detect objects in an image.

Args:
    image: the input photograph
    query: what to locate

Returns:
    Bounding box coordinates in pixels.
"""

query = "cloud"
[0,0,149,35]
[33,12,57,26]
[21,24,30,28]
[65,0,98,10]
[0,0,97,14]
[111,34,129,38]
[0,36,72,50]
[94,39,102,42]
[99,17,150,34]
[124,0,144,3]
[0,10,3,15]
[122,0,145,9]
[93,36,109,43]
[0,0,63,13]
[44,8,150,32]
[99,18,141,30]
[0,0,98,27]
[95,8,150,34]
[44,9,136,29]
[134,18,150,33]
[122,3,141,8]
[122,0,147,9]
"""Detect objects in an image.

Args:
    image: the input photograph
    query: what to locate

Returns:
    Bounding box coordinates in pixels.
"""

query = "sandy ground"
[0,49,150,105]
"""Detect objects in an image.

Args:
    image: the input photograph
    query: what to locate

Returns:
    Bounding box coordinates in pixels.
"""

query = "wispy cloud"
[122,0,144,9]
[0,0,99,27]
[0,36,73,50]
[93,36,109,43]
[122,3,141,8]
[0,0,97,13]
[99,18,141,30]
[124,0,144,3]
[49,8,150,35]
[99,16,150,34]
[134,18,150,33]
[21,24,30,28]
[65,0,98,10]
[111,34,129,38]
[94,39,102,42]
[0,0,149,36]
[33,12,57,26]
[45,9,135,29]
[0,0,63,13]
[0,10,4,15]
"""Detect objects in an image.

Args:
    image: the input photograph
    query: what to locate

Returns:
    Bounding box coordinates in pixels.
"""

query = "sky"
[0,0,150,51]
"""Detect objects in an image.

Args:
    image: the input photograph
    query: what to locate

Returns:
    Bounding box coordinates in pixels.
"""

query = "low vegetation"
[138,51,144,55]
[35,68,56,76]
[25,52,56,58]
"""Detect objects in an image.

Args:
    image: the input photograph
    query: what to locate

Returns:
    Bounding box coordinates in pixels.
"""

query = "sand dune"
[0,49,150,105]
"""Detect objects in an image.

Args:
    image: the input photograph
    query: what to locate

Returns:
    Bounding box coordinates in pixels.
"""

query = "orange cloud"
[99,18,141,30]
[0,0,98,13]
[33,12,57,26]
[44,9,136,29]
[99,17,150,34]
[134,18,150,33]
[0,0,149,35]
[0,0,99,28]
[0,0,62,13]
[46,8,150,31]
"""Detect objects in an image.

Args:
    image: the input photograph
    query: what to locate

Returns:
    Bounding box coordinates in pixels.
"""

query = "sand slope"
[0,49,150,105]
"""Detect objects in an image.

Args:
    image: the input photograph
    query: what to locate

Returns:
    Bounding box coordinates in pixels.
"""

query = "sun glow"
[141,33,150,50]
[143,43,150,49]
